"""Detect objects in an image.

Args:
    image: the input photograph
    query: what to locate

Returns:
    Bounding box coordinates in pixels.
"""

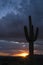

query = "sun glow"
[19,53,29,57]
[12,52,29,58]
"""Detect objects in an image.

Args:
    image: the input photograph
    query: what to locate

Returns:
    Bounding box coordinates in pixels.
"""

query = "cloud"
[0,40,28,55]
[0,0,30,18]
[0,0,43,39]
[0,40,43,55]
[31,0,43,26]
[0,12,42,39]
[0,13,27,38]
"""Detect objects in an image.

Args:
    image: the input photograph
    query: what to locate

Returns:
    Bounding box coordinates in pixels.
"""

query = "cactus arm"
[24,26,30,42]
[34,27,39,41]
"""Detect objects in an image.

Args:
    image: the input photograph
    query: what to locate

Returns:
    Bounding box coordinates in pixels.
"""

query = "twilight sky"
[0,0,43,56]
[0,0,43,39]
[0,0,30,18]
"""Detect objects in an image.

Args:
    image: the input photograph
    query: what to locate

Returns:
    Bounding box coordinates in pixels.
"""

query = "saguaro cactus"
[24,16,39,56]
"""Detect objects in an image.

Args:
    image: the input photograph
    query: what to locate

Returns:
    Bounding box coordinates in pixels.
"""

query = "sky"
[0,40,43,56]
[0,0,30,18]
[0,0,43,39]
[0,0,43,56]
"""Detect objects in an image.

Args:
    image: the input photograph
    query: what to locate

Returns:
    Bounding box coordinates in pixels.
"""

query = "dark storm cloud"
[30,0,43,39]
[0,0,30,39]
[0,12,42,39]
[0,0,43,39]
[0,12,28,39]
[31,0,43,25]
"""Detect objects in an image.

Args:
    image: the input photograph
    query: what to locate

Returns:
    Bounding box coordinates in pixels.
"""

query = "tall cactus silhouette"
[24,16,39,56]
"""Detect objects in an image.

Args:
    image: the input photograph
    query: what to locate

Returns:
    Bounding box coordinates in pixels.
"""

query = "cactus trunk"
[29,42,34,56]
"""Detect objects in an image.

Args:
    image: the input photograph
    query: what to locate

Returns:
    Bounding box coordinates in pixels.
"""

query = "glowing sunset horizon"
[11,52,29,57]
[0,40,43,58]
[0,49,43,57]
[0,51,29,58]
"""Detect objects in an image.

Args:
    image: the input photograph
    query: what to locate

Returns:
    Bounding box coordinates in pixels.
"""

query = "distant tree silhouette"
[24,16,39,65]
